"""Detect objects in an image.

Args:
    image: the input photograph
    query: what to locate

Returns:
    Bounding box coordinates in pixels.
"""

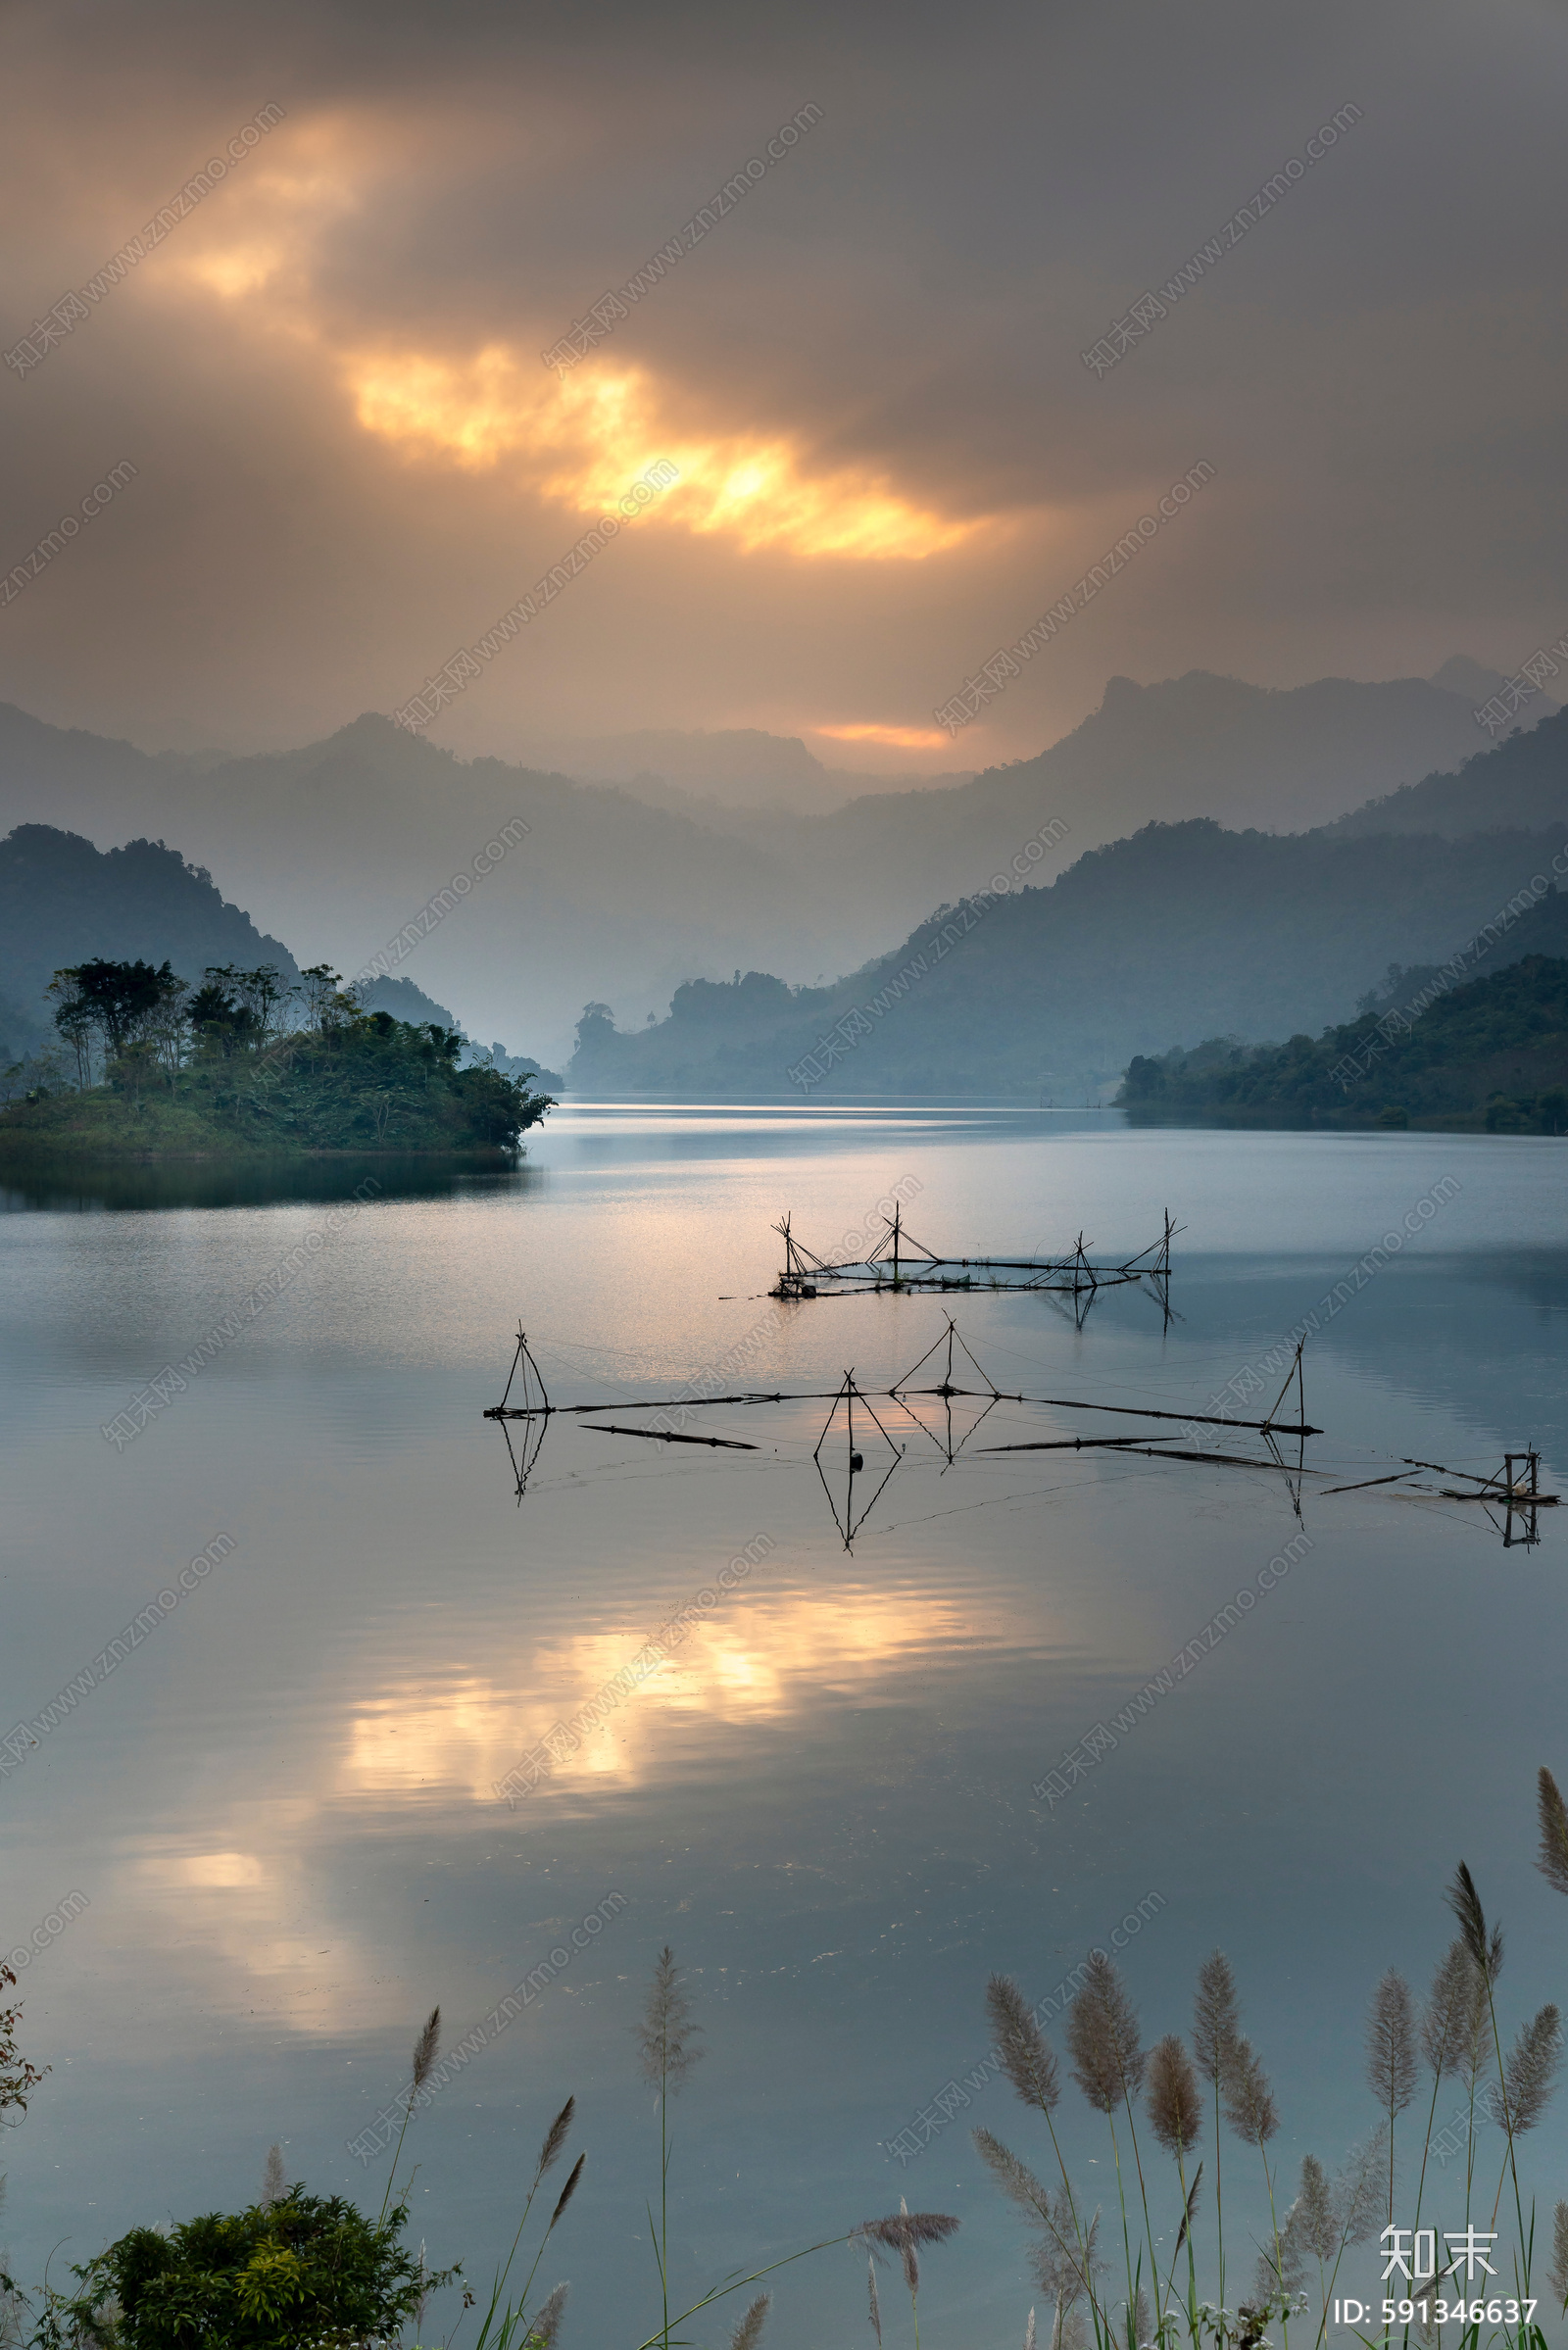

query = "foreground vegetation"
[1120,954,1568,1131]
[6,1777,1568,2348]
[0,959,551,1156]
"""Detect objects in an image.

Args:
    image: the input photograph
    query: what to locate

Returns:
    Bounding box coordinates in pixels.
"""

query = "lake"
[3,1104,1566,2346]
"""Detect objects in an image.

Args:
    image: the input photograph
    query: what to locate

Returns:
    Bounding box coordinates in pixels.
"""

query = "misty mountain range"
[573,717,1568,1101]
[0,661,1541,1067]
[2,664,1563,1096]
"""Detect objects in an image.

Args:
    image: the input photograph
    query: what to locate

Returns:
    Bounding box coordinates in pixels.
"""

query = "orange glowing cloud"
[170,112,369,307]
[814,721,956,750]
[154,111,994,562]
[344,344,985,561]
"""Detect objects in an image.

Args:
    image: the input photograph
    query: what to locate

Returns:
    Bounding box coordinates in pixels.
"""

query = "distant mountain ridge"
[1322,702,1568,839]
[568,710,1568,1098]
[0,664,1537,1058]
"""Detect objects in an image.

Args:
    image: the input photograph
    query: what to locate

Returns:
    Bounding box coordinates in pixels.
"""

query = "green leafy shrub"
[87,2185,449,2349]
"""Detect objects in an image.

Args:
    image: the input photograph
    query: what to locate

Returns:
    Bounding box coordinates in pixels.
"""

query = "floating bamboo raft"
[483,1318,1551,1547]
[483,1321,1318,1439]
[767,1204,1179,1304]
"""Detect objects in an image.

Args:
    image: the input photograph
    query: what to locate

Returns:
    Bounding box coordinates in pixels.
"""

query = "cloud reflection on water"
[340,1582,1010,1803]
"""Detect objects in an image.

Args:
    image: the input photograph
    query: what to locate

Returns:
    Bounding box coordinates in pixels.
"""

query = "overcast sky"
[2,0,1565,771]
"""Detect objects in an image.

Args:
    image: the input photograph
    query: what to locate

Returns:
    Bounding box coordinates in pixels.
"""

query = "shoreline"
[0,1137,529,1167]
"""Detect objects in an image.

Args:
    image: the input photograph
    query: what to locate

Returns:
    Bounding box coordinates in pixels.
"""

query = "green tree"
[297,964,350,1034]
[49,961,183,1060]
[3,2186,451,2350]
[49,963,189,1105]
[193,966,295,1054]
[230,966,295,1049]
[48,986,97,1090]
[187,971,262,1059]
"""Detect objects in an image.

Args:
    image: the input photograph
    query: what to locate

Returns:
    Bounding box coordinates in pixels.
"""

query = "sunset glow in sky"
[1,0,1565,770]
[346,344,986,559]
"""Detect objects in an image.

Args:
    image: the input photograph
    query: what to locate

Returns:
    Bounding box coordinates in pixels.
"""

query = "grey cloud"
[0,0,1564,761]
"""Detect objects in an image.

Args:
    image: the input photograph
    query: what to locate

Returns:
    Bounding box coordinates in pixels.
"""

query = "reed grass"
[9,1779,1568,2349]
[978,1803,1568,2350]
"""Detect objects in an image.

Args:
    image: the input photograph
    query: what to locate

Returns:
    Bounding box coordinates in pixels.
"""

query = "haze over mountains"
[505,727,974,816]
[0,661,1535,1065]
[576,709,1568,1100]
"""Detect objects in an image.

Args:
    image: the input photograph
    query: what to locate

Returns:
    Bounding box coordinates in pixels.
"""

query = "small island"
[0,957,554,1158]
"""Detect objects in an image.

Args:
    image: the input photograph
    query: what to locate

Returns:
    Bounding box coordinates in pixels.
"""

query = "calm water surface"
[3,1105,1566,2344]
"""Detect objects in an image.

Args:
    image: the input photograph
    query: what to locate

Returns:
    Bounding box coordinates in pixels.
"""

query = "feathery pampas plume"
[988,1974,1060,2114]
[1065,1950,1145,2113]
[854,2205,961,2300]
[1459,1967,1493,2090]
[866,2251,882,2344]
[412,2005,441,2100]
[1051,2303,1087,2350]
[972,2129,1097,2304]
[1034,2188,1099,2309]
[1040,2199,1100,2309]
[1446,1862,1503,1984]
[524,2280,567,2348]
[1222,2034,1278,2146]
[1547,2199,1568,2308]
[972,2128,1054,2226]
[1146,2032,1201,2156]
[550,2152,585,2230]
[1421,1939,1481,2077]
[1024,2308,1037,2350]
[898,2198,918,2298]
[1487,2003,1563,2135]
[376,2001,441,2228]
[1367,1971,1417,2119]
[537,2093,574,2178]
[1294,2154,1336,2264]
[1333,2130,1388,2250]
[260,2143,286,2209]
[1538,1767,1568,1897]
[1193,1951,1240,2087]
[636,1946,704,2093]
[728,2291,770,2350]
[1367,1968,1415,2222]
[1253,2228,1304,2303]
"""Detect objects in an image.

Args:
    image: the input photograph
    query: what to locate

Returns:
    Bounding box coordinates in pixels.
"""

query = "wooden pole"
[499,1328,525,1412]
[1261,1339,1306,1433]
[813,1374,852,1463]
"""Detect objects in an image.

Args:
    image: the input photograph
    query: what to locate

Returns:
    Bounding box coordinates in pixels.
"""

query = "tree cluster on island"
[0,957,553,1156]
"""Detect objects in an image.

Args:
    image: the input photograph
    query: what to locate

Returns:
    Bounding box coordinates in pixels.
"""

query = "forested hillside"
[569,817,1568,1098]
[1323,703,1568,838]
[1119,950,1568,1130]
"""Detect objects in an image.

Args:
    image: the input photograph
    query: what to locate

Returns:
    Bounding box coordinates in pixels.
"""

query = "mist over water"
[1,1106,1563,2338]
